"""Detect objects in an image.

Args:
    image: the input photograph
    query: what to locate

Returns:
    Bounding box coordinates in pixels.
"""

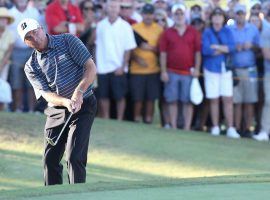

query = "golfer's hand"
[63,99,74,113]
[71,90,83,113]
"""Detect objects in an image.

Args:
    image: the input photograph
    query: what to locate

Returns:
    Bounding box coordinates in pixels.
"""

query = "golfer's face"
[24,27,45,50]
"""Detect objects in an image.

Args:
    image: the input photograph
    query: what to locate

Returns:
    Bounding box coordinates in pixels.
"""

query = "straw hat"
[0,7,14,24]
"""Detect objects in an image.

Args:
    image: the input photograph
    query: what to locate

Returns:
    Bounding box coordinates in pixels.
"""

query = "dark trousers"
[43,95,97,185]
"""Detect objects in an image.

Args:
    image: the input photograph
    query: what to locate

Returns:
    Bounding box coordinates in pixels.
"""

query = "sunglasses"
[236,11,245,15]
[83,6,94,11]
[155,18,166,23]
[121,6,132,9]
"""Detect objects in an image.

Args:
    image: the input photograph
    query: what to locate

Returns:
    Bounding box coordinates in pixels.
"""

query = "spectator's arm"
[160,52,167,73]
[121,50,131,70]
[262,48,270,60]
[193,51,201,77]
[75,23,85,34]
[0,43,13,72]
[202,30,215,56]
[140,42,158,53]
[260,29,270,60]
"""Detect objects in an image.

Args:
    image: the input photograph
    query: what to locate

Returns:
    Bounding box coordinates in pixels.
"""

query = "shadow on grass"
[0,148,166,191]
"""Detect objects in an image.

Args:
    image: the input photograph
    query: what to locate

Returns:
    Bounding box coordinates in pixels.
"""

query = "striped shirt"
[25,33,93,100]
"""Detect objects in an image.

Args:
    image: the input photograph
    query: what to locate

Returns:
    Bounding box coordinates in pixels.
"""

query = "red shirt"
[159,26,201,75]
[45,0,83,35]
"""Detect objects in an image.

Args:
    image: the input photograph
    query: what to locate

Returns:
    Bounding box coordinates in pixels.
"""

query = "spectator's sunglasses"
[155,18,166,23]
[83,5,94,11]
[121,5,132,9]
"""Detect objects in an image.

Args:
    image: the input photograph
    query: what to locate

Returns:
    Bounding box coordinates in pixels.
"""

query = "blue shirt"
[25,33,93,100]
[202,26,235,73]
[229,23,260,68]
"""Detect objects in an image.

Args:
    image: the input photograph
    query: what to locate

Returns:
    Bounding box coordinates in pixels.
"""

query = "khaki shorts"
[233,68,258,103]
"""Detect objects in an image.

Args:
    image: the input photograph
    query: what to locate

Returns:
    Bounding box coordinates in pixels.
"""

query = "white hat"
[171,3,186,14]
[233,4,246,13]
[0,7,14,25]
[250,0,261,9]
[17,18,40,41]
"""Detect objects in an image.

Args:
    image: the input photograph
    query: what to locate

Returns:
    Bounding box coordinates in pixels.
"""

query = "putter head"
[46,137,56,146]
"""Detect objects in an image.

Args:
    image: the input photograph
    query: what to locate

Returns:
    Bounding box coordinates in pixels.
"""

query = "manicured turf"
[0,112,270,199]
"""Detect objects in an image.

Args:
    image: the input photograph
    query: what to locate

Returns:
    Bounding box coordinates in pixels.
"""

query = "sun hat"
[0,7,14,24]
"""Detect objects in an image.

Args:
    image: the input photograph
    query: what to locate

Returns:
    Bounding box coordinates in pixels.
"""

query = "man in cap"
[159,3,201,130]
[17,18,97,185]
[229,4,260,137]
[130,3,163,123]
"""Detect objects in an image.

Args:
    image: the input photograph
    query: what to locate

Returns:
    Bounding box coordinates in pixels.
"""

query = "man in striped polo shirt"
[17,18,97,185]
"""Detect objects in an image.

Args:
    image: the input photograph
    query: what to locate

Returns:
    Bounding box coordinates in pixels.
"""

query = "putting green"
[1,112,270,199]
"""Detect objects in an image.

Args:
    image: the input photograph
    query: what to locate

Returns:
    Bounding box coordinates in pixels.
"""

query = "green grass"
[1,112,270,199]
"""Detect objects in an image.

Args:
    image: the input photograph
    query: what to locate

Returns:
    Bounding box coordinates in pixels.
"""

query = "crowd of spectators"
[1,0,270,141]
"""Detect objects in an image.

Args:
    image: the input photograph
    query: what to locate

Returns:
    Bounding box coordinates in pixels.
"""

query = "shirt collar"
[47,34,55,49]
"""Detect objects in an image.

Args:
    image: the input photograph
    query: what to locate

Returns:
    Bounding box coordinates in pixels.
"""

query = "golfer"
[17,18,97,185]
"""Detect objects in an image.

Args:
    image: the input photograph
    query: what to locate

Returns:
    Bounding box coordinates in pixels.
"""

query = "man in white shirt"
[95,0,136,120]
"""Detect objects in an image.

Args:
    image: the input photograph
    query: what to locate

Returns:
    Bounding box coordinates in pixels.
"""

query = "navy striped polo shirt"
[25,33,93,100]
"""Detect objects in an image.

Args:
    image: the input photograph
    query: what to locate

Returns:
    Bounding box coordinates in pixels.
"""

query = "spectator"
[45,0,84,35]
[120,0,137,25]
[129,3,163,123]
[159,4,201,130]
[209,0,221,9]
[152,0,173,27]
[229,4,260,137]
[202,4,213,28]
[153,8,170,128]
[253,8,270,141]
[9,0,40,112]
[93,3,105,22]
[154,8,168,29]
[31,0,47,31]
[190,4,202,21]
[202,7,240,138]
[95,0,136,120]
[79,0,96,58]
[226,0,239,24]
[0,0,12,8]
[131,0,143,23]
[0,7,14,111]
[250,0,262,16]
[249,13,264,133]
[190,16,208,131]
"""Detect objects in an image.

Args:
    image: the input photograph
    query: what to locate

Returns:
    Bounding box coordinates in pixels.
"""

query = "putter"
[46,112,73,146]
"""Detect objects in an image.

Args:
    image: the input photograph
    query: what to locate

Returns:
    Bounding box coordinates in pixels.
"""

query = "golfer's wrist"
[75,88,84,95]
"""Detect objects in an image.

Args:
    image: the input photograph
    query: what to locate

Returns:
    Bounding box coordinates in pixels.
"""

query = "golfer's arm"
[42,92,69,107]
[74,58,97,93]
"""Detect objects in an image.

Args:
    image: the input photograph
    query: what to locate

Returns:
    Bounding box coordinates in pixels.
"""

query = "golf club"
[46,112,73,146]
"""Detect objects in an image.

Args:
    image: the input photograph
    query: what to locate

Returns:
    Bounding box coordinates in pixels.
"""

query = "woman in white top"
[0,7,14,110]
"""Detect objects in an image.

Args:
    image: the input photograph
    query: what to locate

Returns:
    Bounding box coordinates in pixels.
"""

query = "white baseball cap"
[171,3,186,14]
[17,18,40,41]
